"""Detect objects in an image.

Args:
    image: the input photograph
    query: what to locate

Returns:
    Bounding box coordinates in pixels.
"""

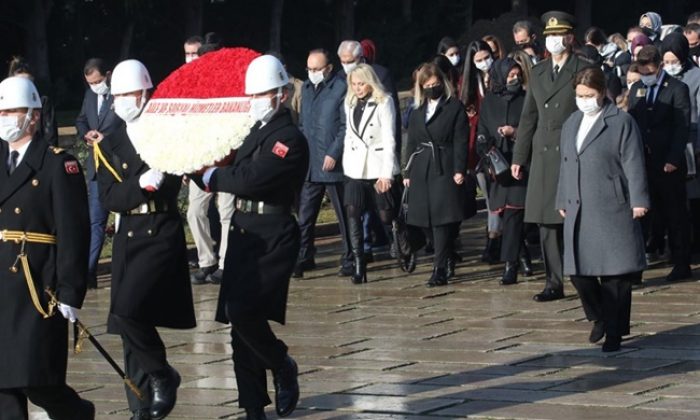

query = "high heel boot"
[348,216,367,284]
[519,242,533,277]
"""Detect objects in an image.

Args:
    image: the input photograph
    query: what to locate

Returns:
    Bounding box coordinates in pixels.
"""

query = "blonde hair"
[345,63,388,107]
[413,62,453,109]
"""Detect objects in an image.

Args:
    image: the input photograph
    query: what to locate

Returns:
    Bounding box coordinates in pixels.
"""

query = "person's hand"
[139,169,164,192]
[498,125,516,137]
[182,175,190,186]
[663,163,677,173]
[375,178,392,194]
[511,164,523,180]
[57,302,78,323]
[633,207,648,219]
[403,178,410,187]
[453,172,465,185]
[558,209,566,218]
[84,130,103,146]
[466,105,477,118]
[322,155,336,172]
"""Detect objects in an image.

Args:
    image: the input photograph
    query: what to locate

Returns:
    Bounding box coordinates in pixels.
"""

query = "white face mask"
[114,94,145,123]
[185,55,197,64]
[664,63,683,76]
[576,97,602,115]
[0,113,30,143]
[474,57,493,72]
[342,62,358,74]
[546,35,567,55]
[599,42,618,59]
[308,70,325,85]
[90,80,110,96]
[447,54,461,66]
[641,74,657,86]
[249,94,280,124]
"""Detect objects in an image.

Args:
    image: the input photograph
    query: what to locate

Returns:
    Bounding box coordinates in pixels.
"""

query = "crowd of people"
[2,7,700,420]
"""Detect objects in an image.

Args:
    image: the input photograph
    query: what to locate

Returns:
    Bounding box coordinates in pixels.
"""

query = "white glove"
[57,303,79,323]
[139,169,164,192]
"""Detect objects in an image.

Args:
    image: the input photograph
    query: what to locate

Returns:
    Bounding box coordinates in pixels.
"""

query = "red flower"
[153,47,260,99]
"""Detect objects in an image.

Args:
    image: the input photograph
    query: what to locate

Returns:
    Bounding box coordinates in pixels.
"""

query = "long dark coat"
[476,89,527,210]
[97,125,196,331]
[512,54,589,224]
[556,102,649,276]
[405,96,475,227]
[0,137,89,388]
[210,110,309,325]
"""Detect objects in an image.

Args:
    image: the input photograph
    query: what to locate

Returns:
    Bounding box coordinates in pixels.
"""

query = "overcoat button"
[127,231,134,238]
[147,229,153,236]
[122,163,128,169]
[14,208,21,214]
[545,103,549,108]
[32,179,39,187]
[564,157,567,162]
[240,228,246,234]
[543,146,548,151]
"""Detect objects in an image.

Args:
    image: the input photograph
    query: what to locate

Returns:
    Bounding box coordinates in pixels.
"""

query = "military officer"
[511,11,589,302]
[96,60,196,420]
[0,77,93,419]
[198,55,308,420]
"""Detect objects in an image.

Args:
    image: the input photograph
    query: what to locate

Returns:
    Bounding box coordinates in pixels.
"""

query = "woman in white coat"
[343,64,400,284]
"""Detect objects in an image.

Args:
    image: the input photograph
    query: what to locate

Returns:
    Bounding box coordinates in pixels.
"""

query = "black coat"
[476,89,527,210]
[627,73,691,175]
[97,125,195,330]
[0,137,89,388]
[405,96,475,227]
[209,110,309,325]
[75,89,124,179]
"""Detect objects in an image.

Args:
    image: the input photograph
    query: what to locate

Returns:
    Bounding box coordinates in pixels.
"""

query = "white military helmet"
[0,77,42,110]
[245,55,289,95]
[111,59,153,95]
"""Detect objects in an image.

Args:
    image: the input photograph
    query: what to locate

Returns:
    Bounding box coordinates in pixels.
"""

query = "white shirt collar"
[9,140,32,167]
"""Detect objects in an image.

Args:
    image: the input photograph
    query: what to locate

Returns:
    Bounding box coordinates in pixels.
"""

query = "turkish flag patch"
[64,160,80,175]
[271,141,289,159]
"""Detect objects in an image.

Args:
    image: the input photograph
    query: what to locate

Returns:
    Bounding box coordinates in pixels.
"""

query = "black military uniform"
[96,125,196,416]
[0,136,93,419]
[206,107,308,414]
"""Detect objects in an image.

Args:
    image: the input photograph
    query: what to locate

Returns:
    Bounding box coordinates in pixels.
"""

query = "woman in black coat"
[477,58,530,285]
[404,62,474,287]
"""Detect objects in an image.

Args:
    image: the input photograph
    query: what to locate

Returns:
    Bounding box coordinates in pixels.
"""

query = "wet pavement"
[30,212,700,419]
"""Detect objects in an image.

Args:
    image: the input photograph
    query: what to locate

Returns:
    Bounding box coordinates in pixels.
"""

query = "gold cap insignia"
[548,17,559,27]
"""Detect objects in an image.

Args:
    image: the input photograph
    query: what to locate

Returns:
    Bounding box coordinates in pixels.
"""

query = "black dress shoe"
[78,399,95,420]
[149,365,181,420]
[208,268,223,284]
[426,267,448,287]
[602,335,622,352]
[338,261,354,277]
[666,264,692,282]
[131,409,151,420]
[532,288,564,302]
[245,407,268,420]
[500,261,518,285]
[589,320,605,343]
[273,355,299,417]
[190,265,217,285]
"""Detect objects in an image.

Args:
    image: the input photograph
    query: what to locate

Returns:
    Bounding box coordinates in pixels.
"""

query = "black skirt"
[344,177,399,211]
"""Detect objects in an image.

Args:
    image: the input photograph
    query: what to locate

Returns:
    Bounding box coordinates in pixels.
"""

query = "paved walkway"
[31,212,700,419]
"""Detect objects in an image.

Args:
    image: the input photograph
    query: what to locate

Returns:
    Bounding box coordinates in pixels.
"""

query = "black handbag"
[392,187,424,272]
[486,146,511,183]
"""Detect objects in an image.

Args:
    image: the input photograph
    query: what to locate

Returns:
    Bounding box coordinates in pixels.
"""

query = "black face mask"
[506,79,522,93]
[641,27,657,39]
[424,84,444,100]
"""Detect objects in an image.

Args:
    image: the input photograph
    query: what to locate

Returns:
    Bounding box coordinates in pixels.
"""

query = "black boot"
[149,365,181,420]
[519,243,533,277]
[480,238,493,263]
[426,266,448,287]
[347,216,367,284]
[446,255,456,279]
[500,261,518,285]
[489,237,502,264]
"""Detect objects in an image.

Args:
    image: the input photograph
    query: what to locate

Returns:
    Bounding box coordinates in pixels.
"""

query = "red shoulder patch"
[271,141,289,159]
[64,160,80,175]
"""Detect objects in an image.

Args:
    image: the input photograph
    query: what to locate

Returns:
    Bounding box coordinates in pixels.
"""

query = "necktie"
[646,85,656,107]
[552,64,559,82]
[8,151,19,175]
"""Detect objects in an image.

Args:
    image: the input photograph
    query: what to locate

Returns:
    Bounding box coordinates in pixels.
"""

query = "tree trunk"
[401,0,412,23]
[575,0,592,40]
[24,0,52,92]
[269,0,284,52]
[511,0,527,16]
[120,20,135,60]
[335,0,355,42]
[183,0,203,38]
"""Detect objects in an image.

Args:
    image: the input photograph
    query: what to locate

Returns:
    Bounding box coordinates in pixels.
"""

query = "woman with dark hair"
[430,54,459,92]
[477,58,530,285]
[437,36,461,68]
[404,63,473,287]
[460,40,501,262]
[8,56,58,146]
[482,35,505,60]
[557,67,649,352]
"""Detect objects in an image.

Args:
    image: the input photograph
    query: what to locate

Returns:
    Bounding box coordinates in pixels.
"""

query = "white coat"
[342,98,398,180]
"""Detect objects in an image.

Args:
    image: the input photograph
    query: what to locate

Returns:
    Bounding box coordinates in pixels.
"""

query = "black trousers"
[644,171,691,266]
[110,314,168,411]
[0,385,92,420]
[501,208,525,262]
[539,224,564,291]
[297,181,351,264]
[425,223,459,268]
[570,273,636,337]
[229,316,288,409]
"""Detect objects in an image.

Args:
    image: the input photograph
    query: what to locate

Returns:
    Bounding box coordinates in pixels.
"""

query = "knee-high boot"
[348,217,367,284]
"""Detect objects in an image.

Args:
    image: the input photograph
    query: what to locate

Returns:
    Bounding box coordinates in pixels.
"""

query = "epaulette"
[49,146,65,154]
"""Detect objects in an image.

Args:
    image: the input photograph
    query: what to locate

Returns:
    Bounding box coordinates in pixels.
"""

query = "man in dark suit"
[628,45,692,282]
[75,58,124,289]
[511,11,589,302]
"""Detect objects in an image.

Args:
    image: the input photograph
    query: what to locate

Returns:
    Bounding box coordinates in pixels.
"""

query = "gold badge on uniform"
[548,17,558,26]
[122,163,128,170]
[31,179,39,187]
[637,88,646,97]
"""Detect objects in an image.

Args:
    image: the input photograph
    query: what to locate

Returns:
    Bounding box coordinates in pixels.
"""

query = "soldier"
[0,77,93,419]
[96,60,196,420]
[511,11,589,302]
[198,55,308,420]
